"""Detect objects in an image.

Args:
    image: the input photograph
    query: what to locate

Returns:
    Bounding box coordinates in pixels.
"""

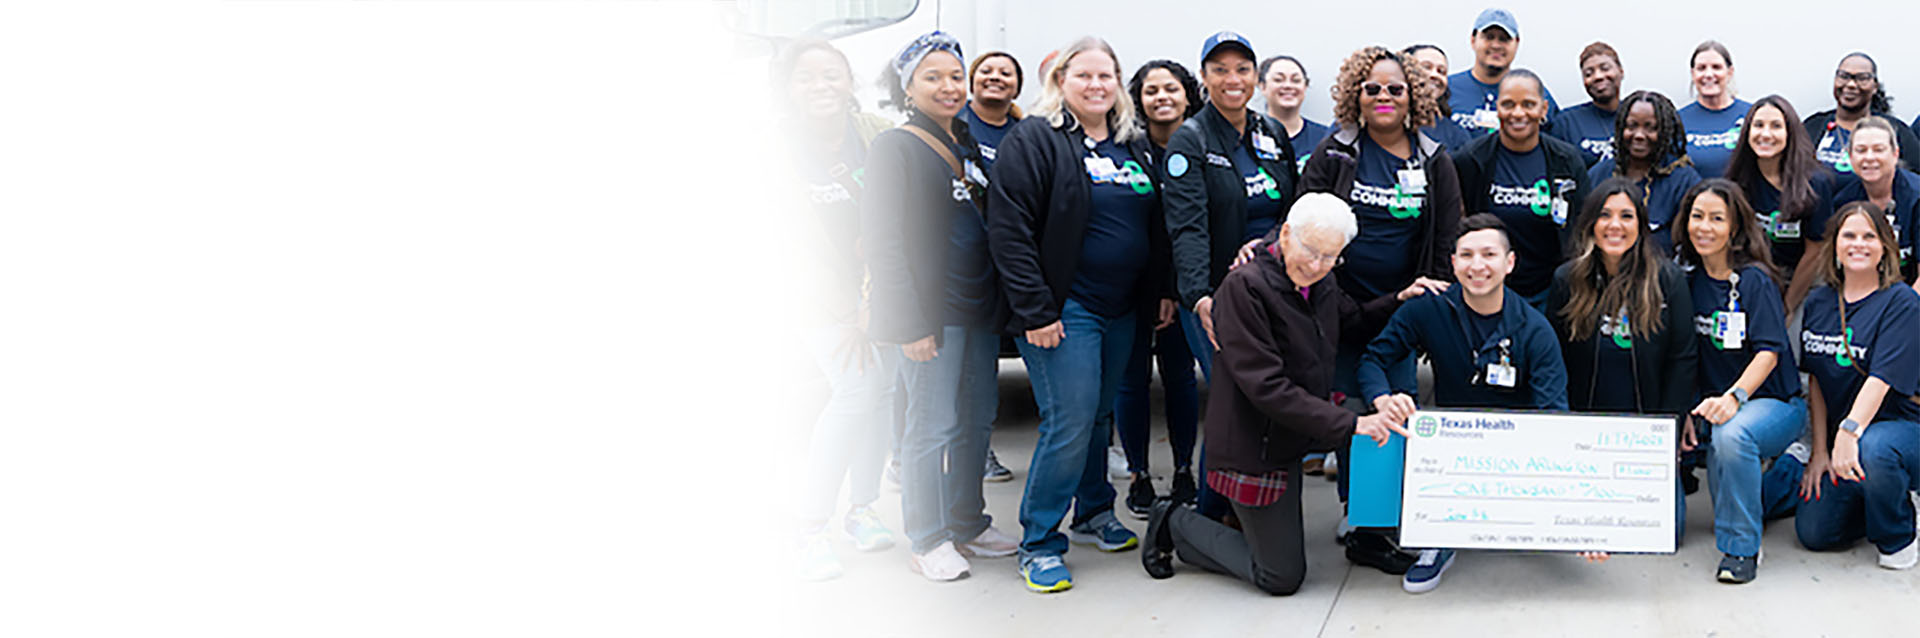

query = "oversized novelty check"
[1399,410,1678,553]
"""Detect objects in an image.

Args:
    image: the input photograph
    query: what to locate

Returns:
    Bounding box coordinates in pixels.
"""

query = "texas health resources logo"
[1414,415,1440,438]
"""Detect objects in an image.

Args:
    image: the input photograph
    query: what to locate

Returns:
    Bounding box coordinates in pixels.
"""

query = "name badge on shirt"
[1472,108,1500,131]
[1206,153,1233,167]
[1397,168,1428,195]
[1485,362,1518,388]
[1713,311,1747,350]
[1775,219,1802,239]
[965,160,989,187]
[1252,132,1280,160]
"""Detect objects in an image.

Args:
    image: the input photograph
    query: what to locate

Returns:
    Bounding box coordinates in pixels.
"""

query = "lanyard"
[1726,271,1741,313]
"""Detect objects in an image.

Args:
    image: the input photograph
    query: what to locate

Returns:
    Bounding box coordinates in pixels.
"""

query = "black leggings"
[1165,465,1306,595]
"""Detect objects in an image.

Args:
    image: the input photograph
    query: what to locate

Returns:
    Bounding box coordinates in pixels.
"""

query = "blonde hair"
[1031,37,1141,143]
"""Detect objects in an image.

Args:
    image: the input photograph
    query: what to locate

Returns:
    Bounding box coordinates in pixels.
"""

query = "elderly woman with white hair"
[986,35,1172,594]
[1139,193,1439,596]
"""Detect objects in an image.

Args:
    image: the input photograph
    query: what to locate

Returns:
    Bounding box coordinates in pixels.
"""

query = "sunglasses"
[1361,81,1408,97]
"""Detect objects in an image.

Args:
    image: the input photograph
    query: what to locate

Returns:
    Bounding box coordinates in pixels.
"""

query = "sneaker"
[1125,475,1157,519]
[1324,452,1340,480]
[984,449,1014,483]
[1716,552,1759,584]
[796,532,842,582]
[1068,510,1139,552]
[1402,548,1455,594]
[1020,554,1073,593]
[958,524,1019,558]
[1302,453,1326,476]
[1169,469,1198,505]
[1345,530,1416,575]
[1879,539,1919,570]
[843,506,896,552]
[1334,515,1355,545]
[1142,500,1176,579]
[908,541,971,581]
[1783,440,1812,464]
[1108,445,1131,480]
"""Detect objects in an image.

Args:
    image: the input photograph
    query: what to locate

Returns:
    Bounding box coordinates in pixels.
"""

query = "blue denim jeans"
[897,324,999,554]
[1795,419,1920,554]
[1116,310,1198,474]
[1017,299,1135,556]
[1703,397,1807,556]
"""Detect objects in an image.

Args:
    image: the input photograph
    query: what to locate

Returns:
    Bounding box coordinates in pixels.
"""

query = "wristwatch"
[1839,418,1863,438]
[1728,387,1750,406]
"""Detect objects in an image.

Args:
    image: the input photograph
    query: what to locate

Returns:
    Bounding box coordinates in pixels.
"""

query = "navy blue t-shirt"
[1831,169,1920,279]
[1749,172,1836,275]
[1069,138,1155,318]
[1549,102,1617,166]
[1448,70,1560,138]
[1236,143,1286,242]
[943,164,998,325]
[1336,134,1423,299]
[1679,99,1751,179]
[1689,265,1800,401]
[1486,145,1562,296]
[1422,118,1474,153]
[1586,158,1704,256]
[1291,118,1331,171]
[957,103,1016,171]
[1800,283,1920,436]
[1586,310,1639,411]
[1813,121,1855,175]
[1466,307,1502,350]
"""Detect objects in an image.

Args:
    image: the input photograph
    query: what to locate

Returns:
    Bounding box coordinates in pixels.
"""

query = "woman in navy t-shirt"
[1830,116,1920,283]
[1670,179,1805,583]
[1261,55,1330,171]
[1586,90,1702,256]
[1678,41,1750,179]
[1724,95,1837,312]
[1794,202,1920,570]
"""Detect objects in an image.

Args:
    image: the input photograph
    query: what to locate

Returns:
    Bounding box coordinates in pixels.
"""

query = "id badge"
[1472,108,1499,131]
[1486,362,1518,388]
[1084,156,1118,181]
[1551,198,1570,226]
[1714,311,1747,349]
[1253,132,1278,158]
[1775,220,1801,239]
[966,160,989,187]
[1397,168,1428,195]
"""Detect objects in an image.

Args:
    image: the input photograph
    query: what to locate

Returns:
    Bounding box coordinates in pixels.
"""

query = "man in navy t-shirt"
[1549,42,1622,167]
[1448,8,1558,138]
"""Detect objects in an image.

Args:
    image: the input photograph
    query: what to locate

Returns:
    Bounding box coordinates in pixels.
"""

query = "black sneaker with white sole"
[1716,552,1758,584]
[1126,475,1157,519]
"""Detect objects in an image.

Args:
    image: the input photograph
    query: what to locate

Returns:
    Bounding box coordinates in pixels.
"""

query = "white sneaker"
[959,524,1020,558]
[1784,440,1812,464]
[1108,445,1130,480]
[1335,515,1355,544]
[1878,539,1918,570]
[909,541,972,581]
[795,532,842,582]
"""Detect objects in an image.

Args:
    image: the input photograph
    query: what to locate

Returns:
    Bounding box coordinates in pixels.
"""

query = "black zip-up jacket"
[987,113,1171,331]
[1207,246,1400,474]
[1301,124,1465,291]
[1165,103,1299,309]
[862,111,1009,346]
[1359,285,1570,410]
[1803,109,1920,171]
[1546,260,1699,414]
[1453,132,1593,221]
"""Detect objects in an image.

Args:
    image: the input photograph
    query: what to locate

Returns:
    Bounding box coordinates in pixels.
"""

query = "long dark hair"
[1609,90,1689,177]
[1671,179,1781,287]
[1129,59,1203,120]
[1818,201,1905,290]
[1724,95,1823,222]
[1561,177,1669,338]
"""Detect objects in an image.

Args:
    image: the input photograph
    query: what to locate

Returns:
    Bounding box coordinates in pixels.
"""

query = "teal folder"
[1347,432,1406,527]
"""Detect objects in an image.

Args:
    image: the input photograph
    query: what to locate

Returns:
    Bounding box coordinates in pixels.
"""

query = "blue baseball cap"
[1199,30,1255,65]
[1473,8,1519,38]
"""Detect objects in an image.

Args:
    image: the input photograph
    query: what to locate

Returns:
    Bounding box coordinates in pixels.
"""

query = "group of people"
[777,6,1920,597]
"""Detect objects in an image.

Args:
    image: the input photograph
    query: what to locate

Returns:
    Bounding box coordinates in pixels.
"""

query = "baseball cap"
[1473,8,1519,38]
[1200,30,1255,64]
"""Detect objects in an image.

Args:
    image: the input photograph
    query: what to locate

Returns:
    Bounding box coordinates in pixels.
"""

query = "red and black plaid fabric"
[1206,469,1288,507]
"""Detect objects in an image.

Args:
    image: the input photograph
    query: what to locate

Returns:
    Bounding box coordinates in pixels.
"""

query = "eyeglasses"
[1837,71,1878,85]
[1361,81,1408,97]
[1289,236,1345,267]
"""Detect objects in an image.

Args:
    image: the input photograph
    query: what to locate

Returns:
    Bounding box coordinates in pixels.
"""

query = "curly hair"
[1610,90,1691,177]
[1330,46,1439,129]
